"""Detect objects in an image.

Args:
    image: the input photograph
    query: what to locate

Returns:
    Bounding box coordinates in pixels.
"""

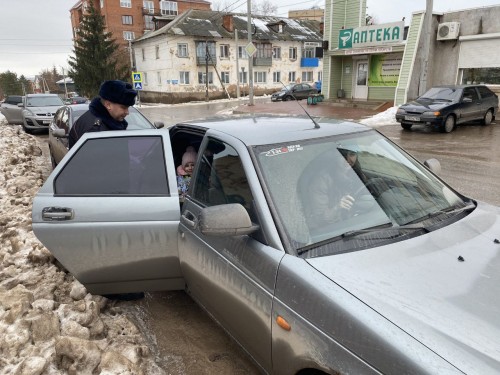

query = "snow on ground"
[0,115,164,374]
[0,101,395,374]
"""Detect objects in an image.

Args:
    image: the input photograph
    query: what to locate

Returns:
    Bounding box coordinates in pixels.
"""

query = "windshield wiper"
[406,203,476,225]
[297,222,426,256]
[433,98,452,102]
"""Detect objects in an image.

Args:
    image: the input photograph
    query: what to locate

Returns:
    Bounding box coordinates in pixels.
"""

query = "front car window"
[418,87,462,102]
[26,96,64,106]
[254,130,471,258]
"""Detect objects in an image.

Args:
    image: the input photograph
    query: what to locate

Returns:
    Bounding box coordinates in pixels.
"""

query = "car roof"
[26,93,60,97]
[432,84,488,89]
[177,115,370,146]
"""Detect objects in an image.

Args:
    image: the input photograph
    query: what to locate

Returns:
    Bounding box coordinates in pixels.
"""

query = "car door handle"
[42,207,74,221]
[180,210,197,229]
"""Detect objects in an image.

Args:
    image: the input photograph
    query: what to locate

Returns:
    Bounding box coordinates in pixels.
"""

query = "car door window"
[192,138,254,215]
[463,87,478,101]
[54,135,169,196]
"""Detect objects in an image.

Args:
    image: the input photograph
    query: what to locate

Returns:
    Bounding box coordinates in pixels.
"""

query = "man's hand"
[340,195,355,210]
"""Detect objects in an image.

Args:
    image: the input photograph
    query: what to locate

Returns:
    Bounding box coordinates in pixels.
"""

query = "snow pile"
[0,124,164,375]
[359,106,399,127]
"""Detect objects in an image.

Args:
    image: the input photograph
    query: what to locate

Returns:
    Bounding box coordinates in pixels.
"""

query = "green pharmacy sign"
[339,22,404,50]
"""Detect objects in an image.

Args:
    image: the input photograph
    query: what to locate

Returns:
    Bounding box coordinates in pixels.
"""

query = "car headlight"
[22,109,34,116]
[396,108,406,114]
[423,111,441,116]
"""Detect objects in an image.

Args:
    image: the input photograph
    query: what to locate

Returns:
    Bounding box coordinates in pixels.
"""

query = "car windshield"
[418,87,462,102]
[26,96,64,107]
[253,130,470,258]
[282,85,294,91]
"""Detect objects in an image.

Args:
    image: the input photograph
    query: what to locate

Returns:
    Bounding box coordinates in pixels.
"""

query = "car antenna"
[279,81,320,129]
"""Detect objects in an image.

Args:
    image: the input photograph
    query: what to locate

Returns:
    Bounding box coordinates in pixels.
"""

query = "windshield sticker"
[262,144,303,157]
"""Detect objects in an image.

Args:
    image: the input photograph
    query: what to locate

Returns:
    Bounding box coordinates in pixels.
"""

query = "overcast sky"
[0,0,499,78]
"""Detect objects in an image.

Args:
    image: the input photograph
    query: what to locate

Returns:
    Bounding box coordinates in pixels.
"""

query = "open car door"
[32,130,183,295]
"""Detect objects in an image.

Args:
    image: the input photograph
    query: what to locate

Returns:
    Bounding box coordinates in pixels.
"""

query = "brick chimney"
[222,14,234,32]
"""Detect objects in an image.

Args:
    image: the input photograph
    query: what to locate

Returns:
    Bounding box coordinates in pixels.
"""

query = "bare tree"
[252,0,277,16]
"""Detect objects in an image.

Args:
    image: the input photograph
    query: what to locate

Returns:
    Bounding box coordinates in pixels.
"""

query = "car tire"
[482,109,493,126]
[284,96,292,101]
[442,115,456,133]
[401,123,413,130]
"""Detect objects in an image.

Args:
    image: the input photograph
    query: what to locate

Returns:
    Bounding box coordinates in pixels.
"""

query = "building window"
[273,71,281,83]
[256,43,272,59]
[461,67,500,85]
[198,72,214,84]
[221,71,230,83]
[254,71,267,83]
[288,71,296,82]
[143,0,154,14]
[303,46,315,58]
[123,31,135,41]
[122,15,133,25]
[144,15,154,30]
[100,0,104,8]
[317,71,322,82]
[289,47,297,60]
[120,0,131,8]
[160,1,178,15]
[273,46,281,59]
[157,72,162,85]
[238,46,249,59]
[144,72,148,85]
[239,71,247,84]
[178,43,188,57]
[302,71,313,82]
[155,45,160,59]
[180,71,190,84]
[220,44,229,59]
[141,48,145,61]
[196,41,216,62]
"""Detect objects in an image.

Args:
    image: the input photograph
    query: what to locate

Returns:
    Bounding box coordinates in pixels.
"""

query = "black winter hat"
[99,80,137,106]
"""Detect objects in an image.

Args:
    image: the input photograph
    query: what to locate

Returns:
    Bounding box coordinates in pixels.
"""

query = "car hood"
[401,100,453,113]
[307,201,500,374]
[26,105,61,115]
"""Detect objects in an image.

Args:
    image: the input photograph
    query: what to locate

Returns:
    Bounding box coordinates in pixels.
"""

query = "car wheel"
[284,96,292,101]
[22,124,31,134]
[482,109,493,126]
[442,115,455,133]
[401,123,413,130]
[49,147,57,169]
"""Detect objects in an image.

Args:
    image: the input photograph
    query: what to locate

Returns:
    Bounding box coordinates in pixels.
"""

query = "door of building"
[354,60,369,100]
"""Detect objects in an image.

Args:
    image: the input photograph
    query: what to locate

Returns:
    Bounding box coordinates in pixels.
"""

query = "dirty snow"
[0,114,164,375]
[0,102,395,374]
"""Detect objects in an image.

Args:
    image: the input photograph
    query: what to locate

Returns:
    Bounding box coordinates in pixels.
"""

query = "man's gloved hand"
[340,195,355,210]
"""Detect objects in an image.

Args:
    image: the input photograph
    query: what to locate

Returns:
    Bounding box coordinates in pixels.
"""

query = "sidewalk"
[233,99,391,122]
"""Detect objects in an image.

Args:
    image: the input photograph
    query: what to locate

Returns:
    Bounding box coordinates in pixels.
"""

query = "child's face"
[184,162,195,174]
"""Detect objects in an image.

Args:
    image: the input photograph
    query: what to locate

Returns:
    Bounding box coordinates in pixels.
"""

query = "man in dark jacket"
[68,80,137,149]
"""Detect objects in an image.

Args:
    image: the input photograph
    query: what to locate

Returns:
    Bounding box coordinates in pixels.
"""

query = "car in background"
[396,84,498,133]
[20,94,65,133]
[64,96,88,105]
[33,115,500,374]
[0,95,24,124]
[48,103,164,168]
[271,83,318,101]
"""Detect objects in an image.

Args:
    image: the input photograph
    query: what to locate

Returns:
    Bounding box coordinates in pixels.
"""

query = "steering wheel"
[349,178,385,215]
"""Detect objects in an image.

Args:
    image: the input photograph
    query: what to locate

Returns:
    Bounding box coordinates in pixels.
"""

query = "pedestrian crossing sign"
[132,72,143,82]
[134,82,143,90]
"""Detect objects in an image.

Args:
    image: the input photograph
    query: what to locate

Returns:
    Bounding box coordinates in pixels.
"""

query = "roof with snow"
[135,9,322,43]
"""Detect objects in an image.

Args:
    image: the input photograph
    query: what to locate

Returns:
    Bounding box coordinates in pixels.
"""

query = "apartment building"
[70,0,211,50]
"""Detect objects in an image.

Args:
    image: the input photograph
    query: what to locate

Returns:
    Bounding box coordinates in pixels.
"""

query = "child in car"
[177,146,197,202]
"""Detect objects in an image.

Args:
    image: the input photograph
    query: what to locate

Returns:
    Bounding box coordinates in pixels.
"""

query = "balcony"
[253,57,272,66]
[196,56,216,66]
[301,58,319,67]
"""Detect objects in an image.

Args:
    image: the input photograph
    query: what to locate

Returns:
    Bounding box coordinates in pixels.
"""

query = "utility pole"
[128,40,135,72]
[205,43,209,101]
[235,29,240,98]
[247,0,254,105]
[419,0,433,95]
[61,66,68,99]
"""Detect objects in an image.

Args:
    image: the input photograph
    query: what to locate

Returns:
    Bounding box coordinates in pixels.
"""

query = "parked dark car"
[48,103,164,168]
[396,84,499,133]
[65,96,88,105]
[271,83,318,101]
[33,115,500,375]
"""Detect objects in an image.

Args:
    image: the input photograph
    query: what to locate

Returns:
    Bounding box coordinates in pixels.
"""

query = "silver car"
[21,93,64,133]
[0,95,24,124]
[32,116,500,374]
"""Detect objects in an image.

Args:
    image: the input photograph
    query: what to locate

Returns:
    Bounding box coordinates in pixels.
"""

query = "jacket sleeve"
[308,174,343,226]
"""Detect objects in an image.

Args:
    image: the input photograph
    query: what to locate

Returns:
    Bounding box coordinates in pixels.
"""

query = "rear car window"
[5,96,22,105]
[477,86,495,98]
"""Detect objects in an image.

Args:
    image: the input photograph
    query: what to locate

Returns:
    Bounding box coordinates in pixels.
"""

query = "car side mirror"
[154,121,165,129]
[52,128,67,138]
[424,158,441,174]
[17,103,24,107]
[462,97,473,103]
[198,203,259,236]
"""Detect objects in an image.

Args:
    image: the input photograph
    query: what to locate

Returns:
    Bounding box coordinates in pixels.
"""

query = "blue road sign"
[134,82,143,90]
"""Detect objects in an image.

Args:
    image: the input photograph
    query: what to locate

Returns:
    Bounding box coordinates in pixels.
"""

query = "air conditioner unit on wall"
[437,22,460,41]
